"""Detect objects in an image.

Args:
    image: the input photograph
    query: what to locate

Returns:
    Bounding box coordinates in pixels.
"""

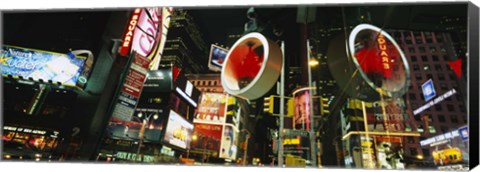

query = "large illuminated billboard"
[191,123,223,157]
[1,45,86,87]
[163,110,194,150]
[118,7,173,70]
[194,93,227,124]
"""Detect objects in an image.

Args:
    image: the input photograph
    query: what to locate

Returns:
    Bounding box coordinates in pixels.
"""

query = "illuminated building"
[161,9,210,74]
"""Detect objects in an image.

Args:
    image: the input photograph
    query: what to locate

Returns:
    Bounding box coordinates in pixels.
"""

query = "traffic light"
[320,97,330,115]
[263,96,293,116]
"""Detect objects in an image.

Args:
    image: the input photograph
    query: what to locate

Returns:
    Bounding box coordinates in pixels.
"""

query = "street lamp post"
[241,129,251,166]
[135,112,158,162]
[307,39,318,167]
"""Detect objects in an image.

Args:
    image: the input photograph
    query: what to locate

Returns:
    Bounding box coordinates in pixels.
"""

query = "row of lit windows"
[190,80,220,86]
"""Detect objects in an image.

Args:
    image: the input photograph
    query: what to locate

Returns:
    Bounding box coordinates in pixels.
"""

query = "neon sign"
[119,8,142,56]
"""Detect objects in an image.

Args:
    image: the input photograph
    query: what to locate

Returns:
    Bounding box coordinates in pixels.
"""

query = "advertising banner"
[208,44,228,71]
[107,109,166,142]
[219,124,238,160]
[374,136,405,169]
[194,93,227,124]
[293,89,319,131]
[191,123,223,157]
[142,67,173,93]
[163,110,194,149]
[368,100,406,132]
[282,129,310,160]
[1,45,86,87]
[111,53,151,122]
[118,7,173,71]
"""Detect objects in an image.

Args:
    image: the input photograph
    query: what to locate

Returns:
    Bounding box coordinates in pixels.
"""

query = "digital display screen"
[1,45,86,87]
[163,110,194,149]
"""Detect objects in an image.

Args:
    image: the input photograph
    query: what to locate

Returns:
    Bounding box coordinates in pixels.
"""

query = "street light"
[241,129,251,166]
[307,40,318,167]
[135,112,159,162]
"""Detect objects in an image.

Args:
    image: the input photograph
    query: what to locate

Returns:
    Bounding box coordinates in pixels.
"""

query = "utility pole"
[278,41,285,167]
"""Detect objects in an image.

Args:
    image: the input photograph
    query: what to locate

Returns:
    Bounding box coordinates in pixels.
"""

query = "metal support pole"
[307,40,318,167]
[243,132,250,166]
[278,41,285,167]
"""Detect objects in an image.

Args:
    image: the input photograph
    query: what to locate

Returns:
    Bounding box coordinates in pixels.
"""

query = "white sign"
[413,89,457,115]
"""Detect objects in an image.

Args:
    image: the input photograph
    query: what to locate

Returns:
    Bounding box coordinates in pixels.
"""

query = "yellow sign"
[283,138,300,145]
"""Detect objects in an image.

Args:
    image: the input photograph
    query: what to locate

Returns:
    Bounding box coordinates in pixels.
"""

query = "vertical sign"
[112,53,151,121]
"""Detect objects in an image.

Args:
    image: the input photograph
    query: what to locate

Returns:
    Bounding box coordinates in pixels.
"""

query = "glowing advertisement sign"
[413,89,457,115]
[420,126,468,146]
[1,46,86,87]
[191,123,223,156]
[219,124,238,160]
[282,129,310,160]
[208,44,228,71]
[194,93,227,124]
[422,79,436,101]
[293,88,319,131]
[163,110,194,149]
[107,109,166,142]
[119,7,173,71]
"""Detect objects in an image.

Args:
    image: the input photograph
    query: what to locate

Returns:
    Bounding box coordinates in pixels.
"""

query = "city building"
[161,10,210,74]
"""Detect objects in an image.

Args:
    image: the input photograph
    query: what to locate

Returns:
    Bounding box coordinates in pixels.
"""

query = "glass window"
[419,47,426,53]
[413,65,420,71]
[438,73,445,80]
[451,115,458,123]
[438,115,446,122]
[435,64,442,71]
[409,48,415,53]
[430,47,437,53]
[415,73,422,80]
[421,55,428,62]
[447,104,455,112]
[426,74,433,80]
[459,105,465,112]
[424,65,431,71]
[432,55,439,61]
[435,105,442,111]
[411,56,417,62]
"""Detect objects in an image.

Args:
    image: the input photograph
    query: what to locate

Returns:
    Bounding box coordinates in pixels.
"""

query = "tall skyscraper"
[161,10,210,74]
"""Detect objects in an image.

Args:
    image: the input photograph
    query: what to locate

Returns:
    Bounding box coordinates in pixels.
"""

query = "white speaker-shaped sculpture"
[221,32,283,100]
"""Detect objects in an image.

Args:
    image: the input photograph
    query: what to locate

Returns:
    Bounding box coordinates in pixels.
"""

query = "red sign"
[121,53,150,97]
[119,8,142,56]
[191,123,223,154]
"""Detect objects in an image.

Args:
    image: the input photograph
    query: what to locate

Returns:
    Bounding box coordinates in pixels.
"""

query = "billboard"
[1,45,86,87]
[142,67,173,93]
[107,109,166,142]
[194,93,227,124]
[118,7,173,70]
[163,110,194,149]
[191,123,223,157]
[374,136,405,170]
[293,88,319,131]
[208,44,228,71]
[219,124,238,160]
[282,129,311,160]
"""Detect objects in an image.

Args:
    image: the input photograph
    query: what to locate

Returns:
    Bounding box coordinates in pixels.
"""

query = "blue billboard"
[1,45,86,87]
